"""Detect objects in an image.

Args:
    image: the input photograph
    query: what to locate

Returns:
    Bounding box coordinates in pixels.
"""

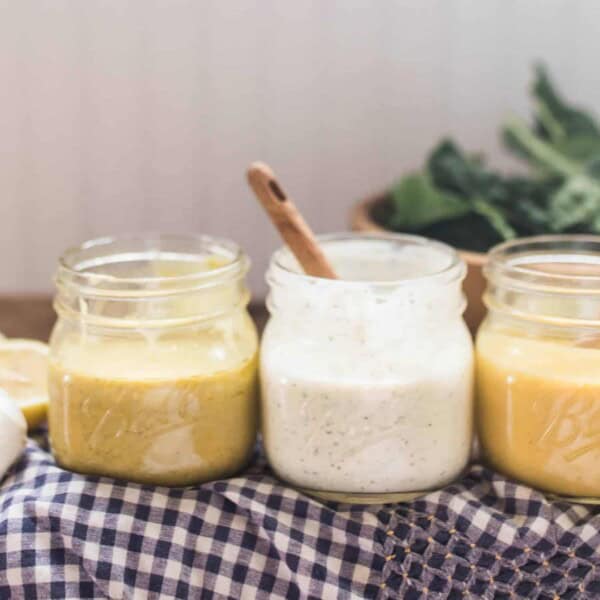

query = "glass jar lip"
[485,234,600,293]
[57,233,249,296]
[269,232,465,287]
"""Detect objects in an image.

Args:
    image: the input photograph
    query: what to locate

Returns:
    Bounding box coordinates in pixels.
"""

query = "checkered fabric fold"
[1,439,600,599]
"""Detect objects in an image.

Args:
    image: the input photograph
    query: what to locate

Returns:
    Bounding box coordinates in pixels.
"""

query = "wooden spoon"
[247,162,337,279]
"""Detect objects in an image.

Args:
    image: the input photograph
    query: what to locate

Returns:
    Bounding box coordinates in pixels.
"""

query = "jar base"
[296,486,428,505]
[546,493,600,505]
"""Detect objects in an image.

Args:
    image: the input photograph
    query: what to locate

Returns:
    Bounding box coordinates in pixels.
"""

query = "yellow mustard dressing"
[476,326,600,498]
[49,349,258,486]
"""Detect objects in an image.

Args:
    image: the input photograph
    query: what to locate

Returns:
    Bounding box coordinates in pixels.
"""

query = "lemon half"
[0,339,49,429]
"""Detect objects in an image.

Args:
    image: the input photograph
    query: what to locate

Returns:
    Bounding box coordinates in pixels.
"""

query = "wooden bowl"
[350,195,487,333]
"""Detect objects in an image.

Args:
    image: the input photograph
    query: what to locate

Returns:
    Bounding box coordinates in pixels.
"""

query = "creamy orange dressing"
[476,326,600,498]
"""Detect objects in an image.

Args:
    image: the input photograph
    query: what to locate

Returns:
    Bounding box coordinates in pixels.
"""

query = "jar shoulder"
[50,309,258,377]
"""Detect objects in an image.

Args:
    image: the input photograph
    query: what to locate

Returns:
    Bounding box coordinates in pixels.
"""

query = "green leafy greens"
[380,66,600,252]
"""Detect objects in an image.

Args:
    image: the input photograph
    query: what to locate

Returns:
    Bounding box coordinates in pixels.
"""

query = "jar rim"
[485,234,600,294]
[57,233,249,297]
[269,232,465,288]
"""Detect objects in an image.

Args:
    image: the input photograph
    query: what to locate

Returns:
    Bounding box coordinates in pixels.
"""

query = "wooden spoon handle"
[247,162,337,279]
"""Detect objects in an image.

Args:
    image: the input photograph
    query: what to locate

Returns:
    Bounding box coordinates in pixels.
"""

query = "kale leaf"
[379,65,600,251]
[428,141,517,240]
[387,172,469,231]
[533,65,600,155]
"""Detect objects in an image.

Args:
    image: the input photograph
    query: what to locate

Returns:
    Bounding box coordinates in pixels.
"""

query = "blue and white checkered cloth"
[1,437,600,599]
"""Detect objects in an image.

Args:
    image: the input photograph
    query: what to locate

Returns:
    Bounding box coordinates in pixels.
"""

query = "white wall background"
[1,0,600,297]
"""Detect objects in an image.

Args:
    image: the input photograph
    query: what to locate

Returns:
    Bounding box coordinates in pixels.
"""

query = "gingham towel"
[1,439,600,600]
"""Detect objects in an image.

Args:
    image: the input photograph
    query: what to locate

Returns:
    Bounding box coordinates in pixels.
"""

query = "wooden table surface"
[0,296,56,341]
[0,297,268,341]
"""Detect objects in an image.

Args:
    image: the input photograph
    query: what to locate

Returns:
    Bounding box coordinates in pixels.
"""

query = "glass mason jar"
[260,233,474,503]
[48,234,259,486]
[477,235,600,501]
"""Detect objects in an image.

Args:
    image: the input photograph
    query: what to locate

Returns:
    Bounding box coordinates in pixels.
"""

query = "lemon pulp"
[0,339,49,429]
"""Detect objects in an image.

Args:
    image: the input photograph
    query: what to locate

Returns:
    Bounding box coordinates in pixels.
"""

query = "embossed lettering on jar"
[260,233,474,503]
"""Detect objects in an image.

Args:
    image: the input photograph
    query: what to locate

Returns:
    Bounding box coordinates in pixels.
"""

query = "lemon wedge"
[0,339,49,429]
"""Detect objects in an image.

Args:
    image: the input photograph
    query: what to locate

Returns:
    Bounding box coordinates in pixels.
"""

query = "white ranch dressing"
[260,234,474,499]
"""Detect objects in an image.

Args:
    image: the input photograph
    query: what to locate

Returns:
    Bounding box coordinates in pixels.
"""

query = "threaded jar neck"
[54,234,250,328]
[484,235,600,329]
[266,232,466,326]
